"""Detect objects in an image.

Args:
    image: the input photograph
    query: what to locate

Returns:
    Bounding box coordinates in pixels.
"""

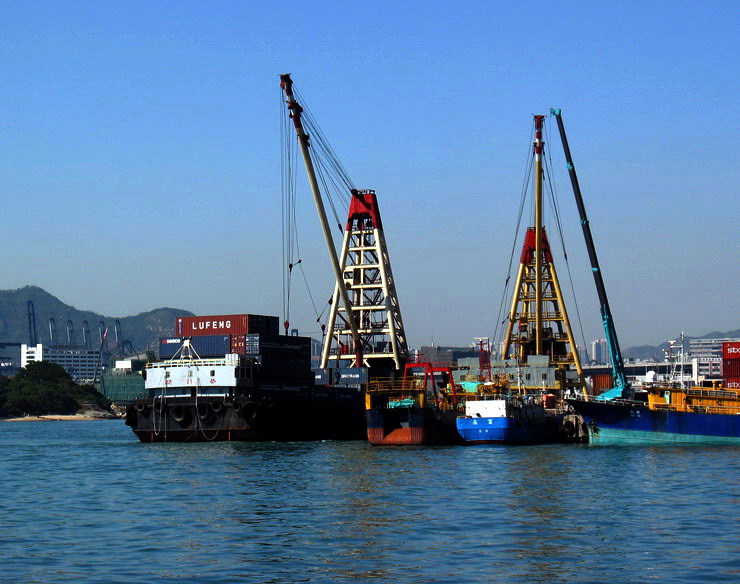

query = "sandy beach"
[2,413,120,422]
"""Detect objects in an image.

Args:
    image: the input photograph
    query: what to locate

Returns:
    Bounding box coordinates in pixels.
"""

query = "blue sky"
[1,0,737,349]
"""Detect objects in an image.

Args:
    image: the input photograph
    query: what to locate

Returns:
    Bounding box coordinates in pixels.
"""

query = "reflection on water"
[0,422,738,583]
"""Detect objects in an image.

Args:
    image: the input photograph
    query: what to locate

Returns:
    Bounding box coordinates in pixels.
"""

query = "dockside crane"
[27,301,38,346]
[48,318,57,347]
[82,320,91,349]
[110,319,137,358]
[114,320,123,356]
[98,321,110,359]
[66,320,76,346]
[92,323,109,387]
[279,74,408,372]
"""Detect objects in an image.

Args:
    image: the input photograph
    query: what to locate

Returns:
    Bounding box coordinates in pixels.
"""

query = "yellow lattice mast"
[502,115,583,386]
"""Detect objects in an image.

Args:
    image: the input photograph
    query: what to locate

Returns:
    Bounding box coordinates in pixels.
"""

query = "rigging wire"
[281,82,357,331]
[295,87,355,194]
[492,120,536,352]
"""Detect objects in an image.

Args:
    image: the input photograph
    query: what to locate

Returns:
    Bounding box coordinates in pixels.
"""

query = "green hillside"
[0,285,194,355]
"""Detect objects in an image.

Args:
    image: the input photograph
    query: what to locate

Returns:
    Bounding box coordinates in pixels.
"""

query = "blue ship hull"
[456,415,561,445]
[567,399,740,445]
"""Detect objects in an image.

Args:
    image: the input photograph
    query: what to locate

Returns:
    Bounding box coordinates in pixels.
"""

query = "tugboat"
[456,114,585,445]
[365,362,465,445]
[125,332,366,443]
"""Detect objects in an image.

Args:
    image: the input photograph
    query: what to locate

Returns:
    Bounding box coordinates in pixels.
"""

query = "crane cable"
[492,120,536,350]
[281,84,358,333]
[543,118,588,355]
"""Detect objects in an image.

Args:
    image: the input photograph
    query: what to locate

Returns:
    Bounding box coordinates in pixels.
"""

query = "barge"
[125,338,366,442]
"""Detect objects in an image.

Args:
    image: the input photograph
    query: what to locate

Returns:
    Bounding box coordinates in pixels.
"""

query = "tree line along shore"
[0,361,114,420]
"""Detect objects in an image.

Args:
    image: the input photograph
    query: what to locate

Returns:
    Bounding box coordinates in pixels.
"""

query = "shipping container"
[313,368,334,385]
[722,359,740,378]
[255,352,312,380]
[724,377,740,390]
[722,342,740,360]
[175,314,280,337]
[590,373,613,393]
[159,335,232,359]
[334,367,369,385]
[258,377,312,401]
[243,333,312,356]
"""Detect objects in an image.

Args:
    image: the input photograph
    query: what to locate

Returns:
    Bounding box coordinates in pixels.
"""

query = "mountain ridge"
[0,286,737,363]
[0,285,195,355]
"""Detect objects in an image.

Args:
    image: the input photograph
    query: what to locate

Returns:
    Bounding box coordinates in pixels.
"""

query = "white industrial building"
[689,337,740,380]
[21,343,102,383]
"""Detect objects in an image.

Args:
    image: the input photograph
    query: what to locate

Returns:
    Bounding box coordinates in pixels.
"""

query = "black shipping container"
[254,353,312,380]
[243,333,311,356]
[258,377,312,401]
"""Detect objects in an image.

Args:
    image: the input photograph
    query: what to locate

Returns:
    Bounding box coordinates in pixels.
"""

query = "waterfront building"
[689,337,740,380]
[418,345,479,366]
[577,345,588,367]
[21,343,102,383]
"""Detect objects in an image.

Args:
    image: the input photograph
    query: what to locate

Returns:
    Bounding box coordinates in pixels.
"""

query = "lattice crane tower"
[502,115,583,378]
[321,189,409,371]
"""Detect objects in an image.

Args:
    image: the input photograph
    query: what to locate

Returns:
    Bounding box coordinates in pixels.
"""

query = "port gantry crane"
[48,318,57,346]
[82,320,91,349]
[501,114,584,393]
[66,320,76,345]
[27,301,38,346]
[280,74,409,373]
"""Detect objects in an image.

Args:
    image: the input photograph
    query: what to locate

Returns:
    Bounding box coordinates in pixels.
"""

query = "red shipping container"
[722,342,740,360]
[175,314,278,337]
[591,373,613,392]
[724,377,740,390]
[722,359,740,378]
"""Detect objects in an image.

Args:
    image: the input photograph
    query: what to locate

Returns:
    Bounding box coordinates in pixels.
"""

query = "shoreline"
[1,414,121,422]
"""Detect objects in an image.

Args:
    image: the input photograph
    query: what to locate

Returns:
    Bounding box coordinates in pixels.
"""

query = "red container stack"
[722,342,740,389]
[175,314,279,338]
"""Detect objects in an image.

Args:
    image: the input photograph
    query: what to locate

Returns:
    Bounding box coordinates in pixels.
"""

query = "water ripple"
[0,422,738,583]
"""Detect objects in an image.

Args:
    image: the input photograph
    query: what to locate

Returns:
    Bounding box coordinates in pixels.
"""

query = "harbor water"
[1,421,738,583]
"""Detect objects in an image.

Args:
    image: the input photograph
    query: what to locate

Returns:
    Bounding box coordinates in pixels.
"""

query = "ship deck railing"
[368,379,563,409]
[684,388,739,399]
[146,357,238,369]
[651,403,740,415]
[572,394,740,415]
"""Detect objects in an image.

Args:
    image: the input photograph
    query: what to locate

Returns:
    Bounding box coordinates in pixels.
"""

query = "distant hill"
[0,285,194,356]
[622,329,740,361]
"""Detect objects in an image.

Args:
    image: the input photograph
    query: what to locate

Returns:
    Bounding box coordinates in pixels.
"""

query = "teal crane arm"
[550,109,630,398]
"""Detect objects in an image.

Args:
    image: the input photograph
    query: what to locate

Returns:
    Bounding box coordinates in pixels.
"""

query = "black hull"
[126,390,366,443]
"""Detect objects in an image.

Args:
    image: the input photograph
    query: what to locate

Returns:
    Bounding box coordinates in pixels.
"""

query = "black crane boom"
[550,108,629,397]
